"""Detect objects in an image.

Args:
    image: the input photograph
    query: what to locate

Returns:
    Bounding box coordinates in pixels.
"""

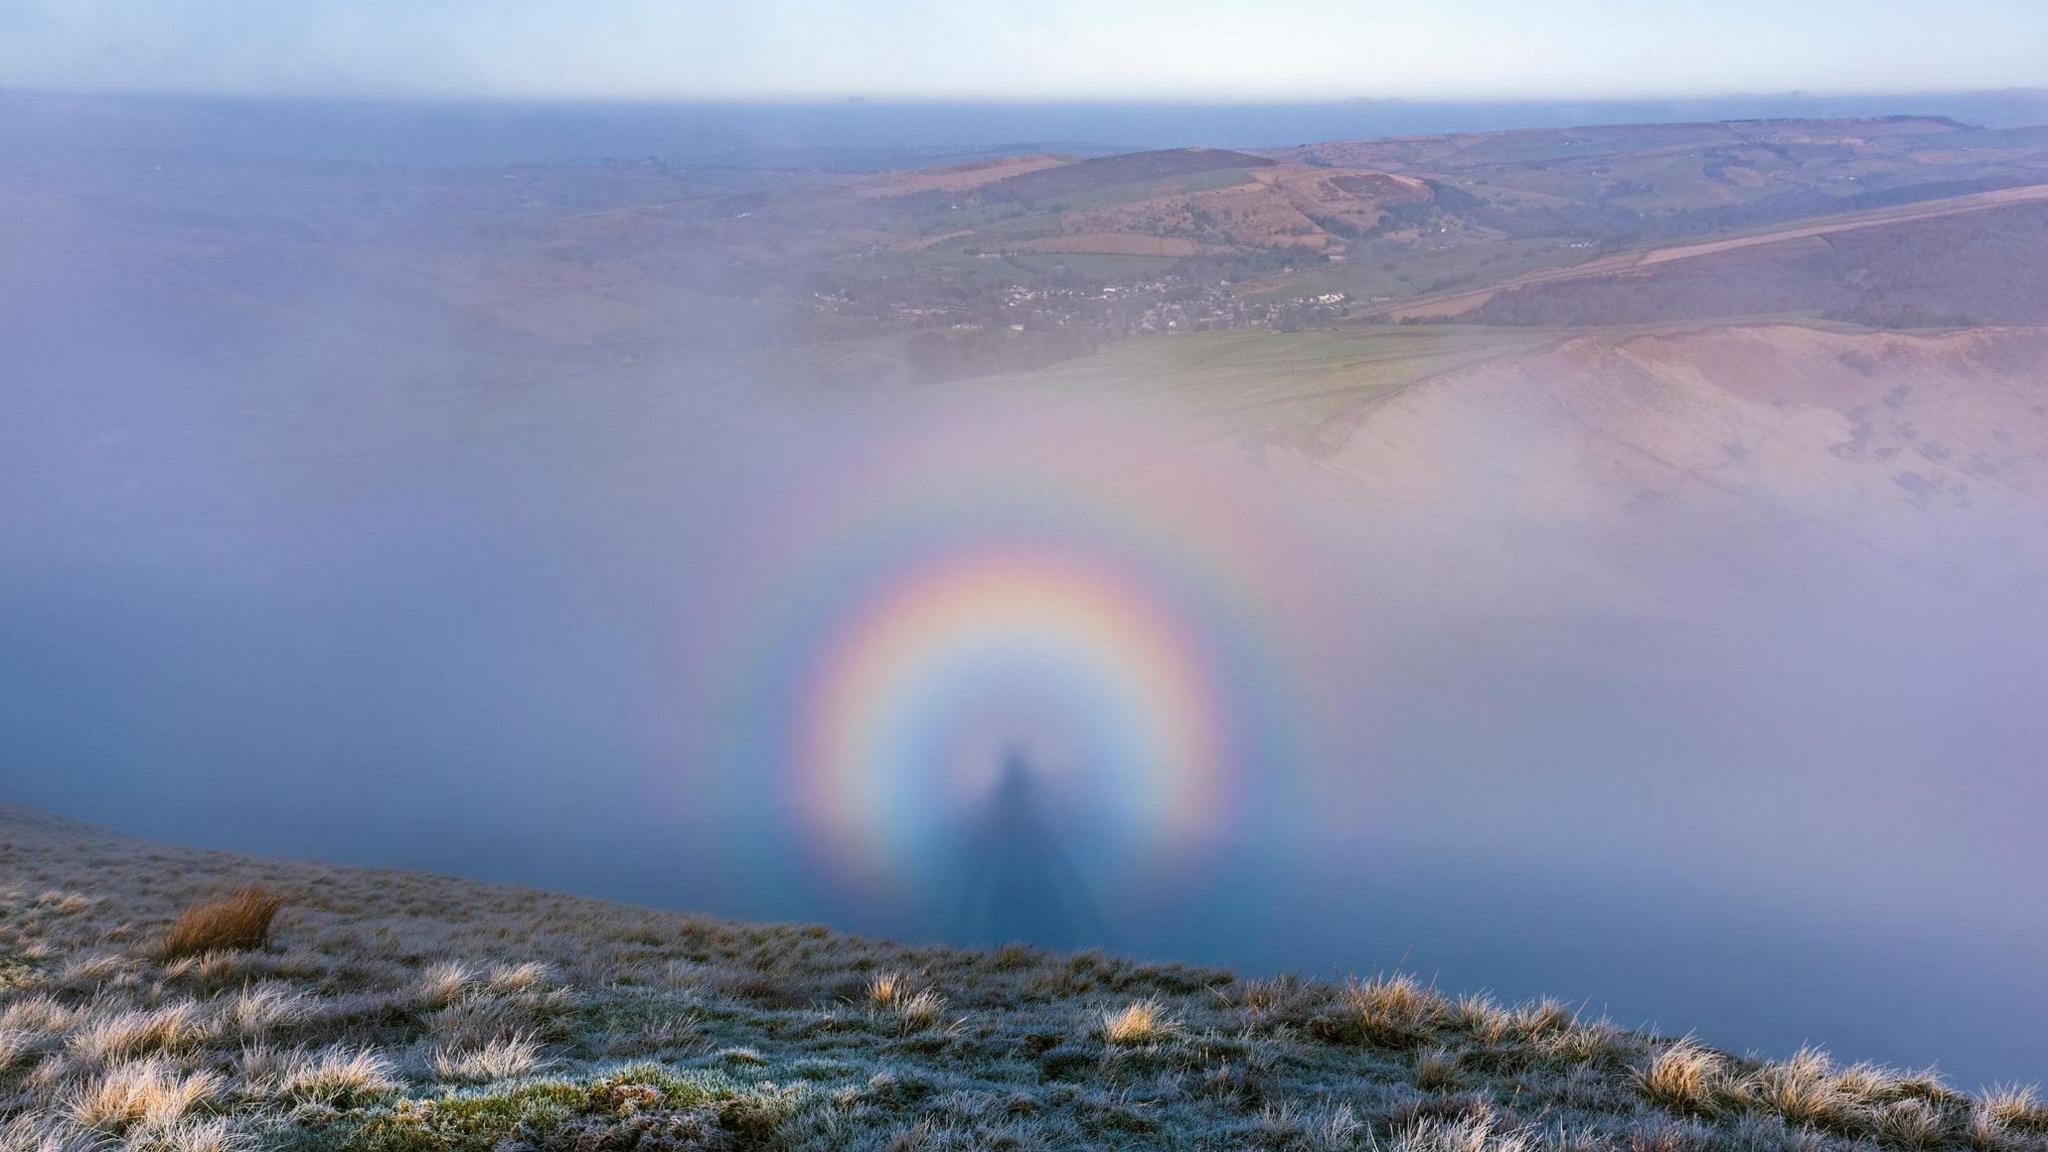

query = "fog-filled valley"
[4,116,2045,1092]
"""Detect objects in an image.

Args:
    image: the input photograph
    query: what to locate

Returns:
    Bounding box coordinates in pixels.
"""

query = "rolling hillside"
[4,807,2045,1152]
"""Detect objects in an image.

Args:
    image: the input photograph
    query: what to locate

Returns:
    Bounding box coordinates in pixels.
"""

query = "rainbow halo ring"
[790,546,1234,896]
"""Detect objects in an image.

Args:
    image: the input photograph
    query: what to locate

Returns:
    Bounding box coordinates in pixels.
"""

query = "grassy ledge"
[1,806,2042,1152]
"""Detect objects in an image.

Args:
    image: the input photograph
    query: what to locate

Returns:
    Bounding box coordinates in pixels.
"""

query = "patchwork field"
[13,114,2048,394]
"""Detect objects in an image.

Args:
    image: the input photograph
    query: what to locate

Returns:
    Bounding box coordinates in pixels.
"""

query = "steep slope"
[1319,324,2048,582]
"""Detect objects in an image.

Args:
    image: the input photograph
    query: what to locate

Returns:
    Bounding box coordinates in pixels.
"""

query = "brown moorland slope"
[1363,185,2048,321]
[1313,323,2048,590]
[1430,197,2048,326]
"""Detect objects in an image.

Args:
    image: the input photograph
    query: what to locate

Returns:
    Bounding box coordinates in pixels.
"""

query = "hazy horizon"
[9,88,2048,172]
[4,1,2047,102]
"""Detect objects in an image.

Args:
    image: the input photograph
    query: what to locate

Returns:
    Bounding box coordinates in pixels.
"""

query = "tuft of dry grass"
[159,887,283,961]
[0,1027,35,1076]
[1541,1018,1638,1066]
[1416,1046,1462,1092]
[1964,1087,2047,1152]
[1880,1098,1951,1148]
[226,983,306,1039]
[64,1004,213,1066]
[1101,999,1175,1046]
[483,962,555,996]
[862,973,949,1034]
[416,960,477,1011]
[1392,1116,1532,1152]
[1,996,76,1037]
[1639,1040,1731,1115]
[1451,994,1512,1045]
[52,956,129,998]
[1310,973,1446,1048]
[0,1113,105,1152]
[864,971,909,1010]
[1746,1046,1863,1131]
[65,1059,221,1135]
[431,1034,545,1084]
[1980,1086,2048,1133]
[274,1044,398,1107]
[1255,1101,1365,1151]
[889,990,950,1034]
[1512,998,1577,1038]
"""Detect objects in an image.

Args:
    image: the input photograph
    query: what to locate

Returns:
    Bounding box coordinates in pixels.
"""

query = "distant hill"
[981,147,1276,202]
[10,112,2048,393]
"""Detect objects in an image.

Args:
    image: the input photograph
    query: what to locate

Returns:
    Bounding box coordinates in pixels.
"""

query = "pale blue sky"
[0,0,2042,101]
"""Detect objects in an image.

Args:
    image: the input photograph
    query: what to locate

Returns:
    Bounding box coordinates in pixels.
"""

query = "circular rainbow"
[791,546,1234,893]
[687,409,1329,907]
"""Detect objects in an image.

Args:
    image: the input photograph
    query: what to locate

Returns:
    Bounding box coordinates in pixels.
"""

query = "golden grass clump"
[863,972,948,1033]
[1639,1040,1731,1115]
[1980,1086,2048,1132]
[889,989,949,1034]
[864,971,910,1011]
[0,995,76,1037]
[64,1003,213,1065]
[1102,998,1174,1046]
[1879,1098,1950,1148]
[227,983,307,1039]
[66,1058,221,1134]
[1451,994,1513,1045]
[274,1045,399,1107]
[1967,1086,2047,1150]
[416,960,478,1010]
[1356,973,1444,1024]
[1,1113,106,1152]
[1747,1046,1863,1131]
[1312,973,1446,1048]
[159,886,284,961]
[484,961,555,996]
[1510,997,1578,1041]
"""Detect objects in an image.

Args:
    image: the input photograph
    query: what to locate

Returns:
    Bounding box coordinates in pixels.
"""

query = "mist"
[2,108,2045,1091]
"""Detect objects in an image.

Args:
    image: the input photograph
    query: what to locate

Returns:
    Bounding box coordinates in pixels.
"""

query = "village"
[807,272,1356,342]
